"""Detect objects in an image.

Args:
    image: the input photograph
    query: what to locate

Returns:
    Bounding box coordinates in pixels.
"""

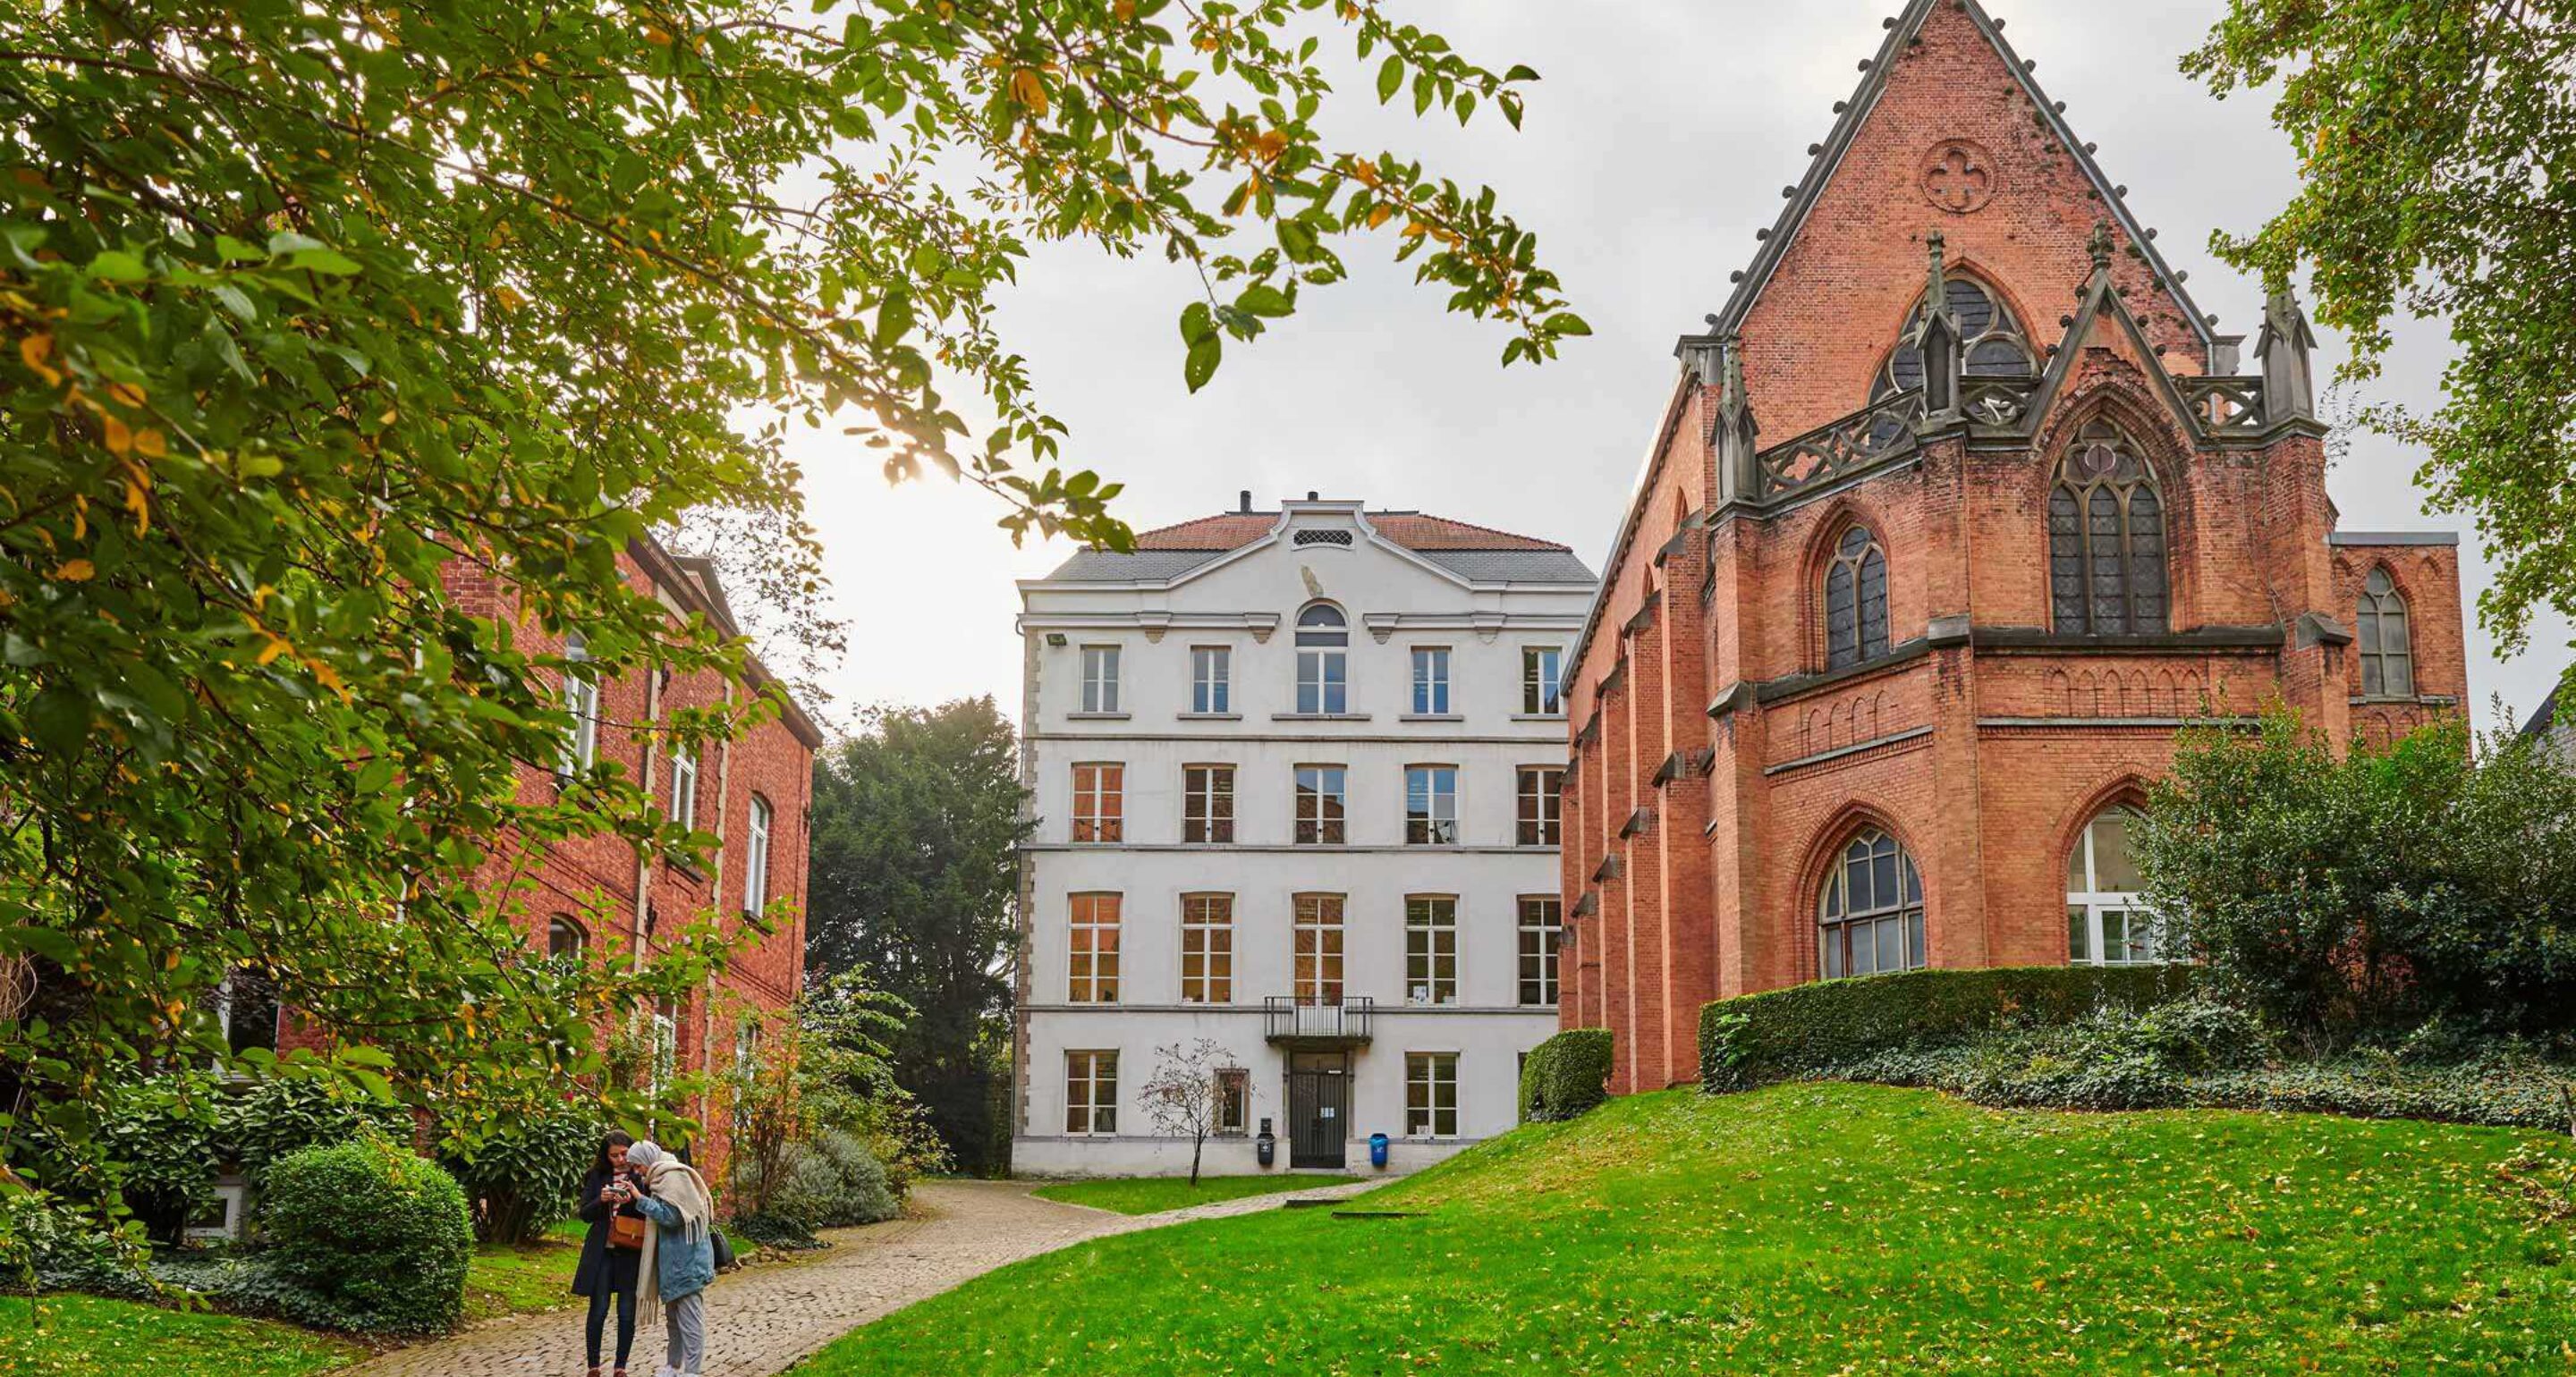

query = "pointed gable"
[1719,0,2217,443]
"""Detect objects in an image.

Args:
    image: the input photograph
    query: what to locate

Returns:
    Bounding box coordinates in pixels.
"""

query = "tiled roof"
[1126,511,1570,553]
[1039,509,1590,584]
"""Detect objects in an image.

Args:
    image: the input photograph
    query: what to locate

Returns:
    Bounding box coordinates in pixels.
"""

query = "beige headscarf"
[623,1139,715,1325]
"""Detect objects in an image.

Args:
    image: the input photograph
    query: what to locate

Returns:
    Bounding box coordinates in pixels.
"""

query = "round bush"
[261,1135,471,1335]
[438,1106,597,1243]
[801,1128,898,1227]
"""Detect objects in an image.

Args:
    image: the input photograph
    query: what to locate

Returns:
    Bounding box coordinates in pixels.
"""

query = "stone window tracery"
[2357,567,2414,698]
[1823,525,1889,671]
[2048,419,2168,635]
[1870,276,2033,404]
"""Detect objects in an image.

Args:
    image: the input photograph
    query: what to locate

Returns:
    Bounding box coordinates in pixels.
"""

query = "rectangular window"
[1518,895,1563,1007]
[1411,647,1452,715]
[1065,1051,1119,1136]
[1180,894,1233,1004]
[1521,646,1564,715]
[1296,646,1348,714]
[1292,893,1344,1005]
[1405,1052,1459,1138]
[1191,646,1232,714]
[742,795,772,916]
[668,742,698,832]
[1216,1069,1250,1136]
[1072,764,1123,843]
[1067,893,1122,1003]
[1182,765,1235,844]
[1294,765,1346,845]
[1516,767,1563,848]
[1080,646,1122,714]
[1405,766,1459,846]
[1405,896,1458,1005]
[560,633,599,773]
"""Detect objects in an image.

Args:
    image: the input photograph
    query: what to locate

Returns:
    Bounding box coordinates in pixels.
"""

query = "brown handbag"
[608,1209,647,1251]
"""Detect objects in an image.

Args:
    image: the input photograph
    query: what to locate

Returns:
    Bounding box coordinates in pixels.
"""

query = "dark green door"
[1287,1052,1348,1168]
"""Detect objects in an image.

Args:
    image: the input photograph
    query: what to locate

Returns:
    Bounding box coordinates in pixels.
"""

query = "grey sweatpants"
[662,1289,707,1374]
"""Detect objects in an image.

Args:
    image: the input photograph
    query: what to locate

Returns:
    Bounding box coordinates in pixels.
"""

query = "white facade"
[1013,498,1596,1177]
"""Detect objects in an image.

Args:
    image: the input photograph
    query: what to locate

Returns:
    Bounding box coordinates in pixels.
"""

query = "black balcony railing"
[1263,995,1376,1044]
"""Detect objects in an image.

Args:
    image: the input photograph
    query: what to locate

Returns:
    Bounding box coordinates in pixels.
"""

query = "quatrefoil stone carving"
[1920,139,1998,215]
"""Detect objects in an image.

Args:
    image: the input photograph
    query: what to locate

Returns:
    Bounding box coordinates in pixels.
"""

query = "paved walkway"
[343,1178,1377,1377]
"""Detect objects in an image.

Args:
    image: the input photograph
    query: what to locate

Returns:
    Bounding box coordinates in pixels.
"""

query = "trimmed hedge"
[1699,965,2199,1092]
[262,1136,471,1335]
[1518,1028,1614,1123]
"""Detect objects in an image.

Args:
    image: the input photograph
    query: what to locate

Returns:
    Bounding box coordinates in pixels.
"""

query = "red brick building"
[275,536,820,1170]
[1561,0,2469,1094]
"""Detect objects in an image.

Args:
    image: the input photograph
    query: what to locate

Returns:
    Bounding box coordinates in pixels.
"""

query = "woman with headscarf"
[622,1139,716,1377]
[571,1129,649,1377]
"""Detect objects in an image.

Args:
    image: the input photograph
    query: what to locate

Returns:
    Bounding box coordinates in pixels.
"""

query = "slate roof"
[1036,509,1592,585]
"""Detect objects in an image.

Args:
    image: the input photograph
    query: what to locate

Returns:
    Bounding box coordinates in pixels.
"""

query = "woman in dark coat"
[572,1129,650,1377]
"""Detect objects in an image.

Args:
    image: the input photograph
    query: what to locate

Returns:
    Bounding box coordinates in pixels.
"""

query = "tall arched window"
[1818,828,1926,978]
[547,915,587,959]
[2066,807,2156,965]
[1823,526,1889,671]
[1295,603,1349,714]
[558,631,599,773]
[2048,420,2167,635]
[2357,567,2413,697]
[1870,276,2034,403]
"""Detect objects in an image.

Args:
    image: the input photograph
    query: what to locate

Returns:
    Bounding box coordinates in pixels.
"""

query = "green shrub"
[1698,965,2199,1091]
[795,1128,900,1227]
[1518,1028,1614,1123]
[437,1106,596,1244]
[261,1136,470,1335]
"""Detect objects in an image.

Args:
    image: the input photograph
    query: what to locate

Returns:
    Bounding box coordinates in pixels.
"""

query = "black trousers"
[585,1283,637,1368]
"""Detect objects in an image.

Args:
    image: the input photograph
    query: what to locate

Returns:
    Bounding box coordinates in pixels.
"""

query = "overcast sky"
[785,0,2569,736]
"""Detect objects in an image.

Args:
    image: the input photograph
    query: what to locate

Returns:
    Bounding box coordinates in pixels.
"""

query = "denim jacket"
[632,1193,716,1301]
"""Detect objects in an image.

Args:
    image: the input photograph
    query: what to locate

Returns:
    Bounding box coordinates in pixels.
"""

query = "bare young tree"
[1139,1039,1247,1187]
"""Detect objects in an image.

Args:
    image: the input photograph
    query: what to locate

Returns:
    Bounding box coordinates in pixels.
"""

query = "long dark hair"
[589,1128,634,1178]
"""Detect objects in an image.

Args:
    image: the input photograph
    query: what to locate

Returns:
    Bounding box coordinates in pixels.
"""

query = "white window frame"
[1067,892,1122,1003]
[1404,1052,1459,1139]
[1072,763,1123,843]
[1292,893,1344,1006]
[1180,892,1233,1004]
[2067,808,2158,966]
[1191,646,1232,714]
[668,740,698,831]
[1521,646,1564,716]
[1518,895,1562,1007]
[1294,765,1346,845]
[1516,766,1563,848]
[1080,645,1123,714]
[560,632,599,773]
[742,795,772,916]
[1182,764,1234,844]
[1404,896,1458,1005]
[1065,1051,1119,1136]
[1404,765,1459,846]
[1410,646,1452,715]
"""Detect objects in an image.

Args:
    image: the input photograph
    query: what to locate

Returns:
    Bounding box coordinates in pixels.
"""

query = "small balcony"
[1263,996,1376,1047]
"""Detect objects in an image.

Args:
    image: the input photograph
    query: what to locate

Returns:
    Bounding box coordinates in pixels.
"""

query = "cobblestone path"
[340,1178,1375,1377]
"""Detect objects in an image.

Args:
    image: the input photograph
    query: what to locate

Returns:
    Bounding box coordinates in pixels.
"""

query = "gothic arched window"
[2357,568,2413,698]
[1870,276,2034,403]
[1823,526,1889,671]
[2048,420,2168,635]
[1818,828,1926,979]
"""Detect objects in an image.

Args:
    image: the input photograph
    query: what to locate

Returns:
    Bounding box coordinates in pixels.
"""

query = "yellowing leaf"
[101,413,132,456]
[19,333,62,386]
[1011,68,1049,114]
[133,427,167,460]
[52,559,94,581]
[256,637,292,666]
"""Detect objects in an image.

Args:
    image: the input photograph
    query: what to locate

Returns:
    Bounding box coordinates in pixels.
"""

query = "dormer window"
[1871,276,2033,403]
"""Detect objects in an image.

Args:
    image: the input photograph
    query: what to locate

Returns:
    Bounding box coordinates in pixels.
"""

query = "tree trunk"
[1190,1131,1204,1187]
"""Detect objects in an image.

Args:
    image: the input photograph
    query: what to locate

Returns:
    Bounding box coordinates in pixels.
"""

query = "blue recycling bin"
[1368,1132,1390,1170]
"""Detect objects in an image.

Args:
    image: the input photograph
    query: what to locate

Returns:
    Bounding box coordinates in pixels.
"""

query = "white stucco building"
[1012,495,1597,1176]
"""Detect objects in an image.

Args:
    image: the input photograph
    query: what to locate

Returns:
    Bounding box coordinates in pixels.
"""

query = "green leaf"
[1184,335,1222,393]
[1236,284,1293,317]
[89,250,149,283]
[1180,300,1217,345]
[1377,55,1404,103]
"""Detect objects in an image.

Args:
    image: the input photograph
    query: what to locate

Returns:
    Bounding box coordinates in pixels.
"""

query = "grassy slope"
[0,1294,361,1377]
[1032,1174,1365,1216]
[805,1084,2576,1374]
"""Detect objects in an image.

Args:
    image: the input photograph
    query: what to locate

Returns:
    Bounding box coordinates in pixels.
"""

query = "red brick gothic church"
[1561,0,2469,1094]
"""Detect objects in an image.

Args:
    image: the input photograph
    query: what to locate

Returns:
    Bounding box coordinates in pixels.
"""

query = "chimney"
[1306,490,1318,502]
[1239,489,1252,513]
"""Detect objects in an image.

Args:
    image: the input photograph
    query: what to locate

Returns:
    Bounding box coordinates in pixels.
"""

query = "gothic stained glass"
[2048,419,2168,635]
[1824,526,1890,671]
[1871,276,2033,404]
[2357,567,2413,697]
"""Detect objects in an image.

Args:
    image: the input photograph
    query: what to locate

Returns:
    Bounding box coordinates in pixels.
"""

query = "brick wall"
[1560,0,2470,1095]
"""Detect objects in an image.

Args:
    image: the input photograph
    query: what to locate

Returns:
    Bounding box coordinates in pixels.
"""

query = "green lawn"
[0,1293,361,1377]
[1031,1173,1365,1216]
[463,1234,588,1323]
[806,1084,2576,1373]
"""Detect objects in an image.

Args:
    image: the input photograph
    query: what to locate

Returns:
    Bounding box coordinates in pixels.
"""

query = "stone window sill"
[1272,713,1373,722]
[1066,712,1131,722]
